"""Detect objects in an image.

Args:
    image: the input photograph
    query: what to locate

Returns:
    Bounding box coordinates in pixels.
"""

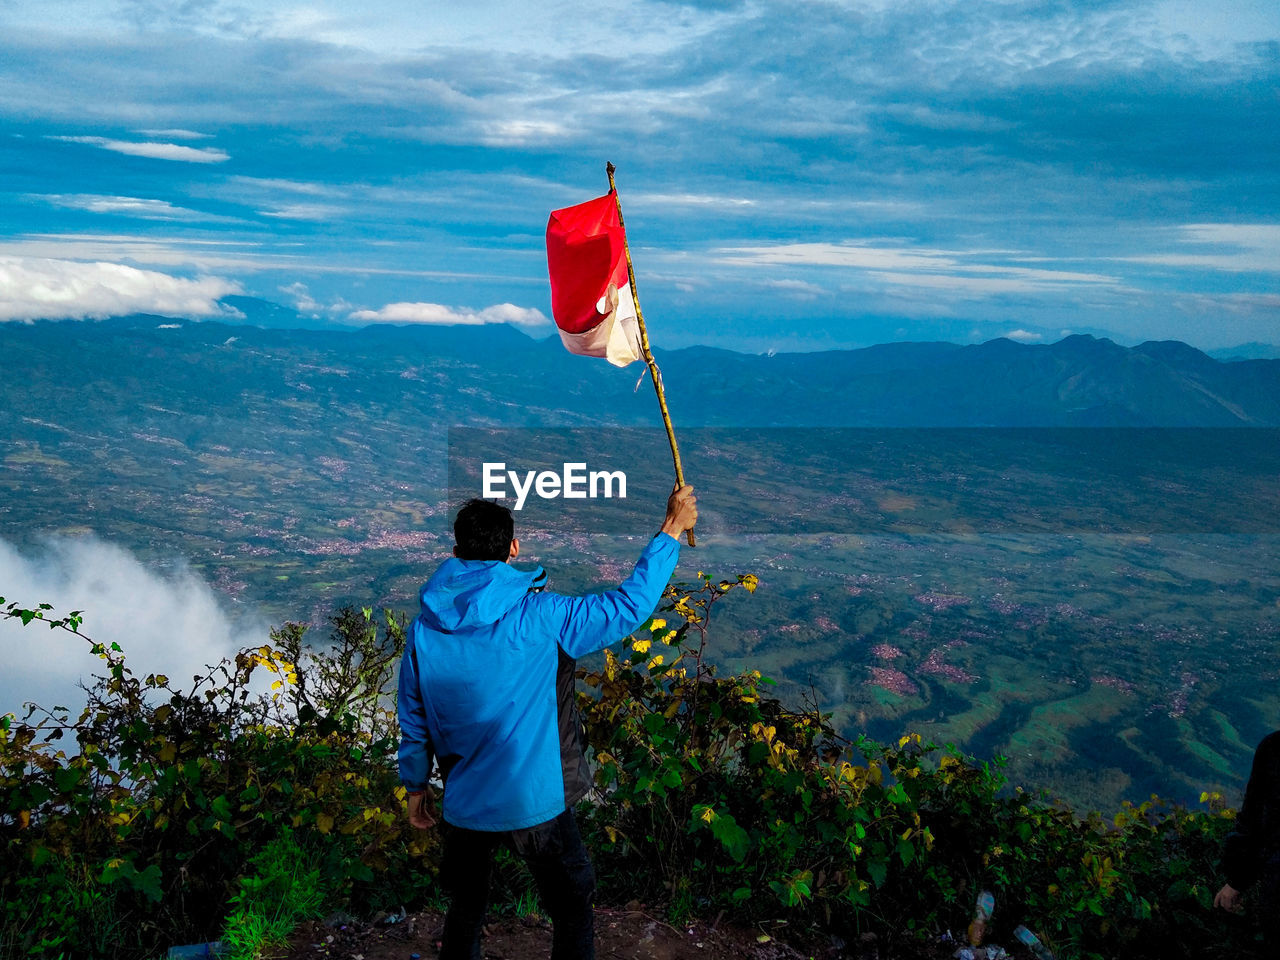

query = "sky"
[1,0,1278,352]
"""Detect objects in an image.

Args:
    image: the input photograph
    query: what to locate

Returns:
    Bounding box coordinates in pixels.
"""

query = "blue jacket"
[397,533,680,831]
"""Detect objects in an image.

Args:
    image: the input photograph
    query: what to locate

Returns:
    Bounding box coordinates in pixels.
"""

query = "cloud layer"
[0,256,241,321]
[0,536,265,717]
[348,301,550,327]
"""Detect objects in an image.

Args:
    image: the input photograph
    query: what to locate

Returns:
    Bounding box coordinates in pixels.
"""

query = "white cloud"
[0,233,303,273]
[760,277,825,299]
[1005,329,1043,342]
[1168,291,1280,316]
[864,270,1097,296]
[0,234,511,283]
[348,301,550,327]
[134,128,213,140]
[716,242,1119,295]
[231,176,339,196]
[258,203,345,221]
[281,281,322,314]
[1152,0,1280,54]
[1117,223,1280,274]
[0,535,265,717]
[1179,224,1280,248]
[0,256,241,321]
[35,194,224,221]
[631,192,757,209]
[279,281,351,317]
[475,119,570,146]
[720,242,960,272]
[50,135,229,164]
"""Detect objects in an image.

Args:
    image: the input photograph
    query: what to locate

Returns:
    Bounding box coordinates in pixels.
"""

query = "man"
[397,484,697,960]
[1214,730,1280,950]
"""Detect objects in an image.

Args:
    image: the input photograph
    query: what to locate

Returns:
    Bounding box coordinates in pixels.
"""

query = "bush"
[2,580,1263,960]
[577,574,1254,959]
[1,598,432,959]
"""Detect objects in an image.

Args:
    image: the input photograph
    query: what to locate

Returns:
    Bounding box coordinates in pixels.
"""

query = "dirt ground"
[283,906,966,960]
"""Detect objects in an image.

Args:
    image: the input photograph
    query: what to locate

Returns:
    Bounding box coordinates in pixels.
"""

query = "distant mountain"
[5,317,1279,427]
[220,296,326,330]
[655,333,1280,426]
[1209,342,1280,362]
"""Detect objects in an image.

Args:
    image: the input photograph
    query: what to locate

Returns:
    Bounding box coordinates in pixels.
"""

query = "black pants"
[1260,860,1280,953]
[439,808,595,960]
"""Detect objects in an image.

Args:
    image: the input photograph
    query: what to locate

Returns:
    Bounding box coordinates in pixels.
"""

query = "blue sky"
[1,0,1277,351]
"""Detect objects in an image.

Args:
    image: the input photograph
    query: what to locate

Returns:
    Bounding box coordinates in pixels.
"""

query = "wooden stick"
[606,161,695,547]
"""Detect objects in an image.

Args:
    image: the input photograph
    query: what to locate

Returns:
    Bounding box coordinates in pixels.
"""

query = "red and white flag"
[545,191,643,367]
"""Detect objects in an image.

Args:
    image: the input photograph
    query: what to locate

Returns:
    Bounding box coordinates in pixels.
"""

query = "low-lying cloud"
[0,535,266,717]
[0,256,241,322]
[348,301,550,327]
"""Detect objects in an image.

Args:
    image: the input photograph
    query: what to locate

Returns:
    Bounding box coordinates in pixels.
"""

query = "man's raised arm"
[534,484,697,659]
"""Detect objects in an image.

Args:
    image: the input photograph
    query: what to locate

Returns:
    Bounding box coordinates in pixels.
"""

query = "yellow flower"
[632,638,652,654]
[700,807,716,823]
[649,618,667,630]
[751,723,776,743]
[647,654,665,669]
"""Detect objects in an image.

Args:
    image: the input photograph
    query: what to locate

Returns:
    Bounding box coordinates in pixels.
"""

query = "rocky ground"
[283,905,996,960]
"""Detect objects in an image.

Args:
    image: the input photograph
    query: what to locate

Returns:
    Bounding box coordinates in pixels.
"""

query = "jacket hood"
[418,558,546,632]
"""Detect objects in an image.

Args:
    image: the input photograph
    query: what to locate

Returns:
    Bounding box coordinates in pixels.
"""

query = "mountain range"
[6,312,1277,429]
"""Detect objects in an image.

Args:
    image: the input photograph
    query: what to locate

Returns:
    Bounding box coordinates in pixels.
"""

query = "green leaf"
[867,859,888,889]
[897,837,916,866]
[709,810,751,862]
[54,766,83,794]
[135,864,164,903]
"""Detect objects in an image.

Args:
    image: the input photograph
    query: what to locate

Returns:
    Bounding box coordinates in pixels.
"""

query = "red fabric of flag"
[545,191,642,367]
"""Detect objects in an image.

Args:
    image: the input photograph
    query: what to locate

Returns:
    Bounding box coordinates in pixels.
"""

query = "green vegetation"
[220,832,326,960]
[0,597,424,959]
[1,581,1267,959]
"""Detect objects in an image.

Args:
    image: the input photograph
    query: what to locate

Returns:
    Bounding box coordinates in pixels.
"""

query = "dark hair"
[453,498,514,561]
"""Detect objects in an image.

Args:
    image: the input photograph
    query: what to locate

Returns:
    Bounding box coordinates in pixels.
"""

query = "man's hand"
[660,484,697,541]
[407,789,437,830]
[1213,883,1243,913]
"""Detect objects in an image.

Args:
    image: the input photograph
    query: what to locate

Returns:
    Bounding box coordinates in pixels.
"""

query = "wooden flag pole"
[606,161,695,547]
